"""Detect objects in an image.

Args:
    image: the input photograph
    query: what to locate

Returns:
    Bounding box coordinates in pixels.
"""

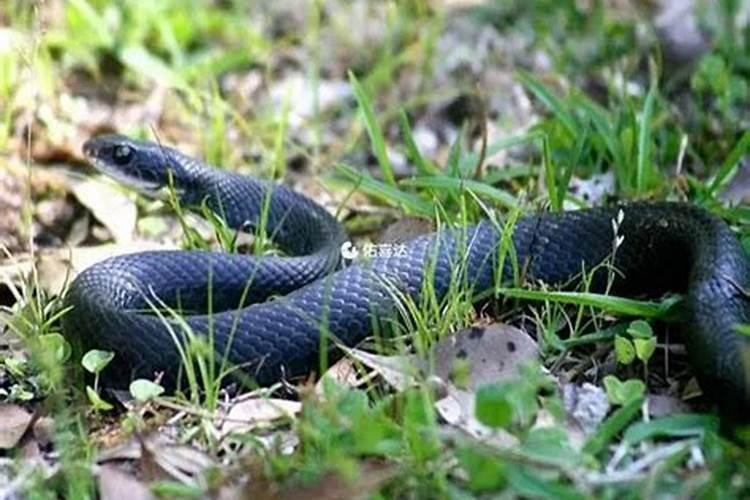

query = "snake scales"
[62,135,750,418]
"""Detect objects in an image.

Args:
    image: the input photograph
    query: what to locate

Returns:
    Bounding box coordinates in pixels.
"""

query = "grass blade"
[332,163,433,216]
[709,129,750,195]
[67,0,114,48]
[517,70,578,136]
[623,414,719,445]
[403,176,518,209]
[636,82,657,194]
[349,71,396,186]
[399,110,438,176]
[583,396,644,456]
[495,288,676,318]
[542,135,560,211]
[446,128,464,178]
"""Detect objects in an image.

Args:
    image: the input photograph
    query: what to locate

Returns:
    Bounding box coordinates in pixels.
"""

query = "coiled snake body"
[63,135,750,418]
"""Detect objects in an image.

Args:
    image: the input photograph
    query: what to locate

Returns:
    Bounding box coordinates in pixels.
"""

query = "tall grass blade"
[349,71,396,186]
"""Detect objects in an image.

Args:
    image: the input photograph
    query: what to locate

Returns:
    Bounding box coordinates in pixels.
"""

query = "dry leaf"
[99,434,215,486]
[429,324,538,445]
[0,404,33,449]
[221,398,301,437]
[69,176,137,244]
[317,358,368,394]
[341,347,418,391]
[430,323,538,390]
[98,465,155,500]
[435,388,518,447]
[140,436,215,484]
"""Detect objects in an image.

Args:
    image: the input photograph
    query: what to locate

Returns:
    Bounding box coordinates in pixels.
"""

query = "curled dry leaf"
[0,404,33,450]
[317,357,369,393]
[140,436,216,485]
[330,325,538,443]
[220,398,302,438]
[340,347,419,391]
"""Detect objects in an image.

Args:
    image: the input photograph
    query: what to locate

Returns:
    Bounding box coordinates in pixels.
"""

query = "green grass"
[2,0,750,498]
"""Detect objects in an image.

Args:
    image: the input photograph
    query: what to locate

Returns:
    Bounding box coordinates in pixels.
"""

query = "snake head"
[83,134,198,199]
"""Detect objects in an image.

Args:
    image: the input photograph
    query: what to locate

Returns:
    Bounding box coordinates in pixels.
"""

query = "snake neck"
[181,167,345,266]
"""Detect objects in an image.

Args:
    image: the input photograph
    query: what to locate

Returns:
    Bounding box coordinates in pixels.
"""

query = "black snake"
[62,135,750,418]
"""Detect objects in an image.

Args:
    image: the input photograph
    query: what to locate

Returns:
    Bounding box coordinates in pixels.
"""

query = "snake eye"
[113,145,134,166]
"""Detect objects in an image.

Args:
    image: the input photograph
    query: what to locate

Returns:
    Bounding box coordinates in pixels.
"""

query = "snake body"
[63,135,750,418]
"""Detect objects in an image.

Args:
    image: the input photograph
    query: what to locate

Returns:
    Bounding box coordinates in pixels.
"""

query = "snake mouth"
[85,154,164,195]
[83,138,185,198]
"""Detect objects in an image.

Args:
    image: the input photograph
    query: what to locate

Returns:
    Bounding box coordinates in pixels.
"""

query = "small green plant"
[475,363,554,431]
[603,375,646,406]
[81,349,115,411]
[614,319,657,375]
[129,378,165,401]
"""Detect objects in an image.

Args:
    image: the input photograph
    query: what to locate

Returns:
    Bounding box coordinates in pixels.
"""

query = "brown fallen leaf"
[98,434,215,486]
[0,404,33,450]
[340,347,418,391]
[429,324,538,445]
[430,323,538,390]
[220,398,302,437]
[98,464,155,500]
[317,357,369,394]
[139,435,215,485]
